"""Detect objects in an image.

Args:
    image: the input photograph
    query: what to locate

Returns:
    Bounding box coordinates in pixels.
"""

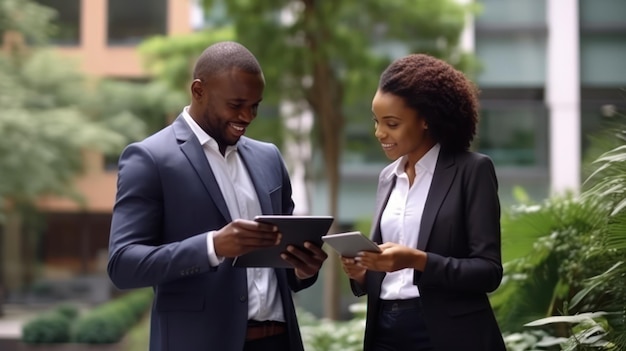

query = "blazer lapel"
[173,116,232,222]
[237,138,273,215]
[371,175,396,243]
[417,149,456,250]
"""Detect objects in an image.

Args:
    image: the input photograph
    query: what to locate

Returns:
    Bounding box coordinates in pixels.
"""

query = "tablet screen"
[232,215,334,268]
[322,231,381,258]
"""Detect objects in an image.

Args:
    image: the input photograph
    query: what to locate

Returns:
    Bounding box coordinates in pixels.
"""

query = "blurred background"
[0,0,625,350]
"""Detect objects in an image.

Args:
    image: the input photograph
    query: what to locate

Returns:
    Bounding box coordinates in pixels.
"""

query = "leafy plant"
[21,303,79,344]
[495,120,626,350]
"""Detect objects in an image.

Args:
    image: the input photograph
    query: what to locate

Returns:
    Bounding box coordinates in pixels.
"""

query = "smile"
[230,123,245,131]
[381,143,395,149]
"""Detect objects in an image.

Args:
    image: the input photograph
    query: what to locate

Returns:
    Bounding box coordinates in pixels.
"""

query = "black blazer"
[354,148,506,351]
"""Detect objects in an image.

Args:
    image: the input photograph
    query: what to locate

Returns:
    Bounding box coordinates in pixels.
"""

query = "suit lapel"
[237,139,273,215]
[371,175,396,243]
[417,149,456,250]
[173,116,232,222]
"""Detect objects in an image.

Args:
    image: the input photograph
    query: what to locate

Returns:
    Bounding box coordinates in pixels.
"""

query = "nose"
[239,107,256,123]
[374,125,384,139]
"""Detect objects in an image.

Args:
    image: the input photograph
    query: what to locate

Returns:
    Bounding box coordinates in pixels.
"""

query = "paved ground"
[0,305,42,339]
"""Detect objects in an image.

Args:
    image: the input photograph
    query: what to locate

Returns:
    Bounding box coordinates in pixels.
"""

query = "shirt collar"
[181,106,238,155]
[388,143,441,179]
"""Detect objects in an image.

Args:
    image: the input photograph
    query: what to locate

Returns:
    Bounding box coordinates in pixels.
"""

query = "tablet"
[232,215,334,268]
[322,231,381,258]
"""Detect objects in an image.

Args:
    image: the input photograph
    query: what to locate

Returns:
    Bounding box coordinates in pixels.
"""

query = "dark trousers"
[243,332,290,351]
[372,298,434,351]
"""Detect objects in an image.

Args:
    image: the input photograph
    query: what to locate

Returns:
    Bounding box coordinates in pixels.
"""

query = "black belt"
[380,297,422,312]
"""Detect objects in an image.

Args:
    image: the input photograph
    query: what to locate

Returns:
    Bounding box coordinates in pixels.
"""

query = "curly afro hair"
[378,54,479,152]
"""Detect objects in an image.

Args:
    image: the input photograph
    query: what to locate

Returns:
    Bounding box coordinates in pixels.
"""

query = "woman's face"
[371,90,435,164]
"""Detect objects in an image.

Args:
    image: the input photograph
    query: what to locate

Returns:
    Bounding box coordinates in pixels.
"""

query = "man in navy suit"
[107,41,328,351]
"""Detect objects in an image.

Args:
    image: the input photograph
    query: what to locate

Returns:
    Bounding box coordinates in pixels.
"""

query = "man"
[107,41,327,351]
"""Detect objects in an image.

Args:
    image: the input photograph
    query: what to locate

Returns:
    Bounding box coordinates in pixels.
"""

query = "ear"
[422,120,428,130]
[191,79,204,100]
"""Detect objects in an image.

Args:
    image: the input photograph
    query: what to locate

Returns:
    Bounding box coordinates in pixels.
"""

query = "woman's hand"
[340,256,367,286]
[355,242,427,272]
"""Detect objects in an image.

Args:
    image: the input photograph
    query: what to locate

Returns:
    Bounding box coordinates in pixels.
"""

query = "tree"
[203,0,477,320]
[0,0,154,316]
[139,0,476,319]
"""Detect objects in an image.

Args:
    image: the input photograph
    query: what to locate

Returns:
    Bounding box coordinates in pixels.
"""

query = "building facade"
[1,0,194,301]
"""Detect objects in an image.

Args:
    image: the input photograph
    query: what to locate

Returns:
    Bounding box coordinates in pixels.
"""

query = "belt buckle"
[391,302,399,312]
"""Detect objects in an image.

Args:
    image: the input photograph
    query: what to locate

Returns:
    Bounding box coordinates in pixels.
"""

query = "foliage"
[139,27,285,146]
[493,193,607,333]
[0,0,55,44]
[494,121,626,350]
[21,290,152,345]
[72,288,153,344]
[0,50,131,212]
[85,79,186,140]
[21,304,79,344]
[140,28,236,92]
[298,303,366,351]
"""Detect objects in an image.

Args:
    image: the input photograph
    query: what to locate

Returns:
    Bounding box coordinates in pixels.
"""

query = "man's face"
[193,68,265,152]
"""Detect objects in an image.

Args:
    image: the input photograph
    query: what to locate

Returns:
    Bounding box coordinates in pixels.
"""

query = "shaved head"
[192,41,263,81]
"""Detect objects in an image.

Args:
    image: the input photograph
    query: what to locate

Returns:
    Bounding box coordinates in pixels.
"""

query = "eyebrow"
[227,98,263,104]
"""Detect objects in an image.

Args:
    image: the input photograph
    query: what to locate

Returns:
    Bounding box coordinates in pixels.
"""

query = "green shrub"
[72,288,153,344]
[55,303,79,320]
[298,303,366,351]
[22,312,72,344]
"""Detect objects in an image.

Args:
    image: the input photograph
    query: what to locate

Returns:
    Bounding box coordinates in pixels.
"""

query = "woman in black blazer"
[341,54,506,351]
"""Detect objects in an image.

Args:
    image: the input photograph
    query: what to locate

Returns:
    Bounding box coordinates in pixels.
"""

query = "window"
[477,104,548,167]
[107,0,167,45]
[35,0,81,45]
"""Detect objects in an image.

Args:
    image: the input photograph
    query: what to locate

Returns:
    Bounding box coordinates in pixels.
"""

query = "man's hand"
[281,242,328,280]
[213,219,281,258]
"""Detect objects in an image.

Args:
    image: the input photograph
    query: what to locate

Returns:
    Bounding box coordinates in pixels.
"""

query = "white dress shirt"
[182,107,284,322]
[379,144,440,300]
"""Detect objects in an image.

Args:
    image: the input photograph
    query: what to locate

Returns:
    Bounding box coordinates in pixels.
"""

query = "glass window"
[475,36,547,87]
[580,34,626,86]
[476,0,546,26]
[476,100,548,167]
[107,0,167,45]
[580,0,626,26]
[35,0,81,45]
[580,88,626,161]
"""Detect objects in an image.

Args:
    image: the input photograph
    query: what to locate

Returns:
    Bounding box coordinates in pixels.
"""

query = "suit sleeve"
[417,155,503,293]
[107,143,211,289]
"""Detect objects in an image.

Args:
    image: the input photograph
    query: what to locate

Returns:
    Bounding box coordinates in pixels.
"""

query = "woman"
[341,54,506,351]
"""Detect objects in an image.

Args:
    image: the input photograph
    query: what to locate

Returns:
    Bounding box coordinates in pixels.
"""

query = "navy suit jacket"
[108,116,315,351]
[354,149,506,351]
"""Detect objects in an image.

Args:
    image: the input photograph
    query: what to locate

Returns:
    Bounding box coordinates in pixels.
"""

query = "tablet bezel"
[322,231,381,258]
[232,215,334,268]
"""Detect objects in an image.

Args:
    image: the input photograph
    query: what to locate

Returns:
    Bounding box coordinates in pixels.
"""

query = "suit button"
[239,295,247,302]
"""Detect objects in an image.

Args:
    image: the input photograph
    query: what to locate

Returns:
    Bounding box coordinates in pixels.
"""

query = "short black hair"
[192,41,263,80]
[378,54,479,152]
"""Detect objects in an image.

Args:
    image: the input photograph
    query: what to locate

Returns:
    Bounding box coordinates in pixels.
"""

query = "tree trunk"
[2,210,24,302]
[302,0,346,321]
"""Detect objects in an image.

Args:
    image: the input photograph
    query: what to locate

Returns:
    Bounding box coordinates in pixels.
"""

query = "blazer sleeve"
[107,143,212,289]
[417,155,503,293]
